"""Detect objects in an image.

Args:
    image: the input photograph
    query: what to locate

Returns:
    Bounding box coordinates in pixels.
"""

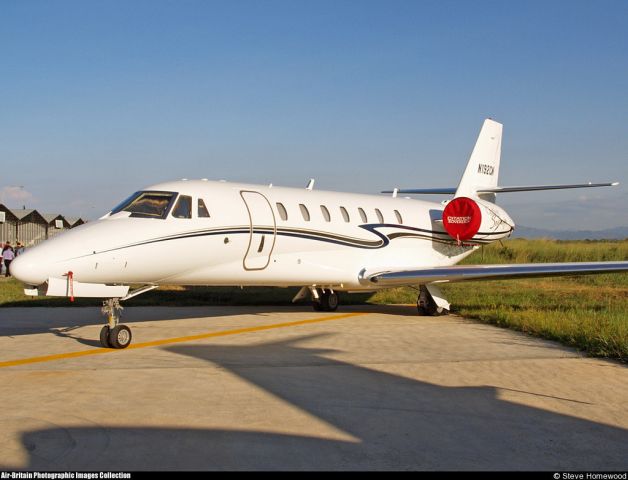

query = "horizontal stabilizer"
[381,188,457,195]
[478,182,619,193]
[382,182,619,195]
[364,261,628,286]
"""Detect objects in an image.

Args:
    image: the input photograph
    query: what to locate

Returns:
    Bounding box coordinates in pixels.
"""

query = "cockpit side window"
[198,198,210,218]
[172,195,192,219]
[110,191,177,219]
[110,191,141,214]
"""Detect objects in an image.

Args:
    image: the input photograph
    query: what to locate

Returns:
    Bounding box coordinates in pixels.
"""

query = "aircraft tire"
[319,291,339,312]
[417,299,448,316]
[100,326,112,348]
[109,325,132,349]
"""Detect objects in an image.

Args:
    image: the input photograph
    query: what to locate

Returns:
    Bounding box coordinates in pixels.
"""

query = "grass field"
[439,240,628,361]
[1,238,626,360]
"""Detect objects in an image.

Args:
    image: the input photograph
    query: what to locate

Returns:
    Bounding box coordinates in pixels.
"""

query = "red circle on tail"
[443,197,482,241]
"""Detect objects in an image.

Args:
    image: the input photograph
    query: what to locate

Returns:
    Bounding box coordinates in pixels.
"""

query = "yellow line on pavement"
[0,311,366,369]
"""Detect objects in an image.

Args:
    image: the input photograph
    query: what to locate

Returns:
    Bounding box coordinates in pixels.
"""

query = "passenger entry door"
[240,190,277,270]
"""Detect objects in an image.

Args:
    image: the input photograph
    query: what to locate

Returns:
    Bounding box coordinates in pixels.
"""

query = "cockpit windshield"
[110,191,177,219]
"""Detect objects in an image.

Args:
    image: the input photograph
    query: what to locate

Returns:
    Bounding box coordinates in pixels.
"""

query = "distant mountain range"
[513,226,628,240]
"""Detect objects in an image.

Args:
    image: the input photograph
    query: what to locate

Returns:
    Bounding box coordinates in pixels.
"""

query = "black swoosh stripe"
[69,222,503,260]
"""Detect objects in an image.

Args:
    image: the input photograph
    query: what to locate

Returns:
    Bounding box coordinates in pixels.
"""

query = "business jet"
[10,119,628,348]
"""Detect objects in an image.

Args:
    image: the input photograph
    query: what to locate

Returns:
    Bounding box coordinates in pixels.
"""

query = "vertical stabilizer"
[455,119,502,202]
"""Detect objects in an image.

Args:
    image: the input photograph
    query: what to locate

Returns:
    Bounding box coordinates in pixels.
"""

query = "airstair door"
[240,190,277,270]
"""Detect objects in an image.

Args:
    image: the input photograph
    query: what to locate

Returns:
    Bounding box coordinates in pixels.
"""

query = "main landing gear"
[298,285,449,316]
[416,284,450,316]
[100,298,132,349]
[311,288,339,312]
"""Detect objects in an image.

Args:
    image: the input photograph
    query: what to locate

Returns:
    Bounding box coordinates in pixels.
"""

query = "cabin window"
[375,208,384,223]
[320,205,331,222]
[198,199,210,218]
[394,209,403,224]
[299,204,310,221]
[172,195,192,219]
[110,191,177,219]
[340,206,350,222]
[358,208,368,223]
[276,202,288,221]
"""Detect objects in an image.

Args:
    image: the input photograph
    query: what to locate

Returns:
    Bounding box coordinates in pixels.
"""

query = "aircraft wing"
[363,261,628,286]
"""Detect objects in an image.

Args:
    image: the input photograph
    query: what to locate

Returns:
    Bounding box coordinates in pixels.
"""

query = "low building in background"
[11,209,48,246]
[0,204,86,247]
[0,205,19,246]
[41,213,71,240]
[65,217,85,228]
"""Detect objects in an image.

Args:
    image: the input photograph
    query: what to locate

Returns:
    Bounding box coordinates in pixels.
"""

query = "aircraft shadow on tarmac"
[8,334,628,471]
[0,304,420,341]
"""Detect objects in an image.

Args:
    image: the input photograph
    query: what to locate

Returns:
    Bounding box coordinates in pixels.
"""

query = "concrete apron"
[0,305,626,470]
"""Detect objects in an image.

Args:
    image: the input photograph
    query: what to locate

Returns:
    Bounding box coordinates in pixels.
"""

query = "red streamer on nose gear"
[443,197,482,241]
[67,271,74,302]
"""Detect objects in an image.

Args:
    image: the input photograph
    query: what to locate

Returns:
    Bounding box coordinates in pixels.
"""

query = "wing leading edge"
[365,261,628,286]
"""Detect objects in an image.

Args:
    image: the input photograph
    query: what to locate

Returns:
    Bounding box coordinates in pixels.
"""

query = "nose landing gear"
[100,298,132,349]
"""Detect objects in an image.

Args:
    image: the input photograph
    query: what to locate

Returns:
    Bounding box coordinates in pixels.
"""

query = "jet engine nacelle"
[442,196,514,243]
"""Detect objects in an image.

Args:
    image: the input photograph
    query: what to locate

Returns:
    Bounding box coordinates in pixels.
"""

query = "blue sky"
[1,0,627,229]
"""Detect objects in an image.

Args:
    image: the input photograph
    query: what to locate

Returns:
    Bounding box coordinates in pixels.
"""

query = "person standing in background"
[2,242,15,277]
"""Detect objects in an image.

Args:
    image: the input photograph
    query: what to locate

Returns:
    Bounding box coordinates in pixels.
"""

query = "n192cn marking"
[10,119,628,348]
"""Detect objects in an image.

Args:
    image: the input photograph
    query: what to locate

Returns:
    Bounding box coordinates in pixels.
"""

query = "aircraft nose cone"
[9,255,48,286]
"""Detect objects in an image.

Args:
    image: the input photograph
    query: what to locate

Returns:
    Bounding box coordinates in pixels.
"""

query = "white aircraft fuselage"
[11,179,514,291]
